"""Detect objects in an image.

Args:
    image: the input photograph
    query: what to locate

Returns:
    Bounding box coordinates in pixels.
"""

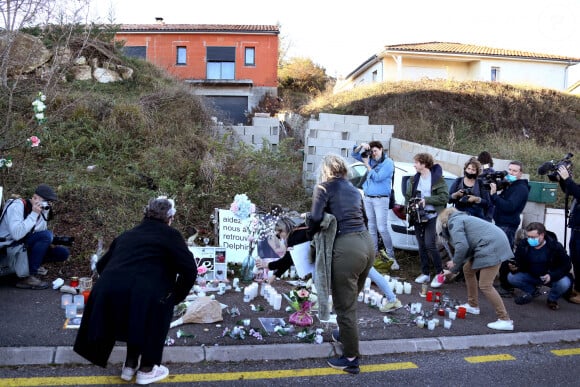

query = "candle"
[403,282,412,294]
[395,282,403,294]
[435,291,441,302]
[70,277,79,288]
[416,317,425,328]
[457,306,467,319]
[79,277,92,291]
[427,319,436,330]
[421,283,429,297]
[73,294,84,310]
[433,318,440,327]
[65,304,77,319]
[273,294,282,310]
[61,294,73,309]
[82,290,90,304]
[448,310,457,320]
[426,291,433,302]
[444,319,452,329]
[232,278,240,288]
[364,277,371,290]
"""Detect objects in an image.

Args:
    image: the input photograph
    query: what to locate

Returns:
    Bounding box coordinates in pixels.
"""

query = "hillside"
[302,80,580,173]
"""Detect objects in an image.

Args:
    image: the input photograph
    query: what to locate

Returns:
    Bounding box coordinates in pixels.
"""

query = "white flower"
[40,93,46,101]
[316,328,324,335]
[35,102,45,112]
[35,113,44,120]
[314,334,323,344]
[296,331,307,339]
[5,160,12,168]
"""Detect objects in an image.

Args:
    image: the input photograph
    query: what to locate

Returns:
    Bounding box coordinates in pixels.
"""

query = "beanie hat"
[35,184,58,201]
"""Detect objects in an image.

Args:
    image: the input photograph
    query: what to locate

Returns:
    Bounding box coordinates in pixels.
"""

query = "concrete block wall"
[215,116,280,149]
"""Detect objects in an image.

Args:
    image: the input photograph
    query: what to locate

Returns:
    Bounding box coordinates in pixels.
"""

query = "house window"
[491,67,500,82]
[207,46,235,80]
[372,70,378,82]
[245,47,255,66]
[176,46,187,65]
[122,46,146,59]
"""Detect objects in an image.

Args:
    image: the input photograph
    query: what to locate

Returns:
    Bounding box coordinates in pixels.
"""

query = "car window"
[348,164,368,189]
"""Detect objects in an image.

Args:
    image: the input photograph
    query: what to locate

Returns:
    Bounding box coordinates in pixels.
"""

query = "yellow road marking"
[465,354,516,363]
[0,362,417,386]
[551,348,580,356]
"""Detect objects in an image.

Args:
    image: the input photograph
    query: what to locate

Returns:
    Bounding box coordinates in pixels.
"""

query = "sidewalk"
[1,275,579,366]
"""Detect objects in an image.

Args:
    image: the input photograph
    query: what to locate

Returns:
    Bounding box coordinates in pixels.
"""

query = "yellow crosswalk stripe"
[465,354,516,363]
[0,362,418,386]
[551,348,580,356]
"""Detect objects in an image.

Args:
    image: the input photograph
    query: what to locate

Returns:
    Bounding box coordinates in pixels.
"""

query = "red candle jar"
[70,277,79,288]
[426,291,433,302]
[435,292,441,302]
[82,289,91,304]
[457,306,467,319]
[438,307,445,316]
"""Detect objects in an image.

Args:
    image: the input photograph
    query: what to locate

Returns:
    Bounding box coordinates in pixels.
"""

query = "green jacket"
[405,164,449,214]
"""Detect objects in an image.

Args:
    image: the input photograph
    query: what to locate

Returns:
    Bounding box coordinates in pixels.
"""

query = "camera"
[407,192,428,227]
[52,236,75,246]
[40,201,51,211]
[458,187,473,203]
[481,171,509,191]
[537,153,573,182]
[361,149,370,158]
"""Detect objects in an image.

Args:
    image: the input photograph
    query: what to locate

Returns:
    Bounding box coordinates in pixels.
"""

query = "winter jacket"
[492,178,530,227]
[513,230,572,283]
[444,211,513,270]
[448,177,492,221]
[0,198,49,247]
[558,177,580,229]
[351,147,394,196]
[74,218,196,368]
[405,164,449,213]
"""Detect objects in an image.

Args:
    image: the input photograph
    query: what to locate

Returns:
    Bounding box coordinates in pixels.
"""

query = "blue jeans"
[367,267,397,302]
[363,196,395,258]
[508,272,572,302]
[414,217,443,275]
[497,223,518,289]
[25,230,70,275]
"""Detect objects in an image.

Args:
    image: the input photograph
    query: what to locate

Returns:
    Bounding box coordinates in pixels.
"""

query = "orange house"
[116,22,279,124]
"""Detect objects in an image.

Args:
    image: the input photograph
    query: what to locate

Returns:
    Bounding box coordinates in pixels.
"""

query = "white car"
[349,161,457,251]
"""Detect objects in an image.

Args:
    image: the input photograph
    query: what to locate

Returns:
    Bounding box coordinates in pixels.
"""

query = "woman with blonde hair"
[308,154,374,374]
[438,207,515,331]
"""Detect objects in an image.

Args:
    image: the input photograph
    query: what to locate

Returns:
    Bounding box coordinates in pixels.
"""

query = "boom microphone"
[537,161,554,176]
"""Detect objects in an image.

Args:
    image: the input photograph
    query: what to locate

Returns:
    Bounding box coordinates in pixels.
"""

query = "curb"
[1,329,579,366]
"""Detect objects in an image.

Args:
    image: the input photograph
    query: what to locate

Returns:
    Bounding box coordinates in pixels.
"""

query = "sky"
[90,0,580,85]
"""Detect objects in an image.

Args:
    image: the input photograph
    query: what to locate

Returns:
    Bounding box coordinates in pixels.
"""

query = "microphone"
[537,162,554,175]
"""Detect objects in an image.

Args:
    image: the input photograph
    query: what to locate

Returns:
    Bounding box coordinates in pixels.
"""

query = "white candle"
[61,294,73,309]
[358,292,364,302]
[444,319,452,329]
[448,310,457,320]
[395,282,404,294]
[232,278,240,288]
[273,294,282,310]
[65,304,77,318]
[427,319,436,330]
[403,282,412,295]
[73,295,84,310]
[364,277,371,290]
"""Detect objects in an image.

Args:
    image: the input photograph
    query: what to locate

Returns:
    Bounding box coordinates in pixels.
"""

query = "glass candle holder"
[65,304,77,319]
[73,294,85,310]
[61,294,73,309]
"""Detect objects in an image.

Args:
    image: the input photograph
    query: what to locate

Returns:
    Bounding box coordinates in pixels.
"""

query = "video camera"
[481,171,509,191]
[52,236,75,246]
[537,153,573,182]
[407,191,428,227]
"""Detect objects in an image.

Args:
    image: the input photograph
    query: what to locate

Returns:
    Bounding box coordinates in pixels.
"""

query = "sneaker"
[15,276,49,290]
[121,363,138,382]
[565,290,580,304]
[430,273,445,288]
[36,266,48,276]
[390,259,400,271]
[136,365,169,385]
[380,299,402,312]
[547,300,560,311]
[514,293,533,305]
[415,274,430,284]
[456,303,480,315]
[327,356,360,374]
[487,319,514,331]
[331,329,341,343]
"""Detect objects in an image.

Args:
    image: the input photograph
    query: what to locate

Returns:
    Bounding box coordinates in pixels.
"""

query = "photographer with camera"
[555,163,580,300]
[449,158,492,221]
[0,184,70,289]
[405,153,449,288]
[488,161,530,297]
[352,141,396,263]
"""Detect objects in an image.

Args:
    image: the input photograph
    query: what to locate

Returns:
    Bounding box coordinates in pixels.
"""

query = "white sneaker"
[457,303,480,315]
[380,299,402,312]
[487,319,514,331]
[121,364,137,382]
[415,274,430,284]
[136,365,169,385]
[430,273,445,288]
[390,259,400,271]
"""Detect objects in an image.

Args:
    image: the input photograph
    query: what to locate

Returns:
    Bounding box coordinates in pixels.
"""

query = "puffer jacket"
[513,230,571,283]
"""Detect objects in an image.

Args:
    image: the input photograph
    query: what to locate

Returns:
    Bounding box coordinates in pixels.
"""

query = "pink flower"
[197,266,208,276]
[297,289,310,299]
[28,136,40,147]
[230,203,239,212]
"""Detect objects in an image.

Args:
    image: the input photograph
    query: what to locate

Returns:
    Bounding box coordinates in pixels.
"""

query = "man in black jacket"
[507,222,574,310]
[556,165,580,301]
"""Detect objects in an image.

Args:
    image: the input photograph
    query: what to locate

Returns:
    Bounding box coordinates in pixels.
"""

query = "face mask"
[506,174,517,183]
[464,172,477,179]
[527,237,540,247]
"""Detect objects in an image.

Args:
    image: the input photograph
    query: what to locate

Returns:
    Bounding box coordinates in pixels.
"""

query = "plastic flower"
[230,194,255,220]
[27,136,40,147]
[197,266,208,276]
[0,158,13,169]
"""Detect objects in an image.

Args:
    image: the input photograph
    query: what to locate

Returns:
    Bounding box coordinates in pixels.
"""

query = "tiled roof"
[384,42,580,63]
[119,24,279,34]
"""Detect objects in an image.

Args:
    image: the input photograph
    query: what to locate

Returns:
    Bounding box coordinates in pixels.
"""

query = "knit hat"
[35,184,58,201]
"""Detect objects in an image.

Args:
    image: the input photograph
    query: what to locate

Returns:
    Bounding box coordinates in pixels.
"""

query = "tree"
[278,57,329,94]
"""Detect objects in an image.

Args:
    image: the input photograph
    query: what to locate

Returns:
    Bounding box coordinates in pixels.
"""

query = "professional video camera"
[52,236,75,246]
[407,191,428,228]
[480,170,509,191]
[537,153,573,182]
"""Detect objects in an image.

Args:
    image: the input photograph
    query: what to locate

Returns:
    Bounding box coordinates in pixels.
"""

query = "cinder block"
[318,113,346,124]
[344,115,369,125]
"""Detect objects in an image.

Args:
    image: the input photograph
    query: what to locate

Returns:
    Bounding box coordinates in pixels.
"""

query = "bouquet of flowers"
[284,285,316,327]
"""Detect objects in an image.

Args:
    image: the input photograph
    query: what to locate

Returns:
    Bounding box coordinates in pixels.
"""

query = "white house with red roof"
[335,42,580,93]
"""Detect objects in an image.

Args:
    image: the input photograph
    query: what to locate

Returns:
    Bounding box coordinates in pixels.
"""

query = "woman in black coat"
[74,197,196,385]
